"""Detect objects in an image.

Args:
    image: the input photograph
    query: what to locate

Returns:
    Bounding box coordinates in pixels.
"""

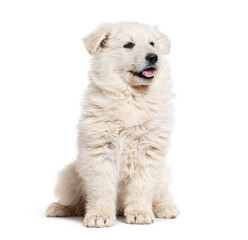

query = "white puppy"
[46,22,179,227]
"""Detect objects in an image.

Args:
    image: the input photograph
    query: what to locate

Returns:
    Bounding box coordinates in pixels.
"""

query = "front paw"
[154,203,179,219]
[125,210,154,224]
[84,213,115,228]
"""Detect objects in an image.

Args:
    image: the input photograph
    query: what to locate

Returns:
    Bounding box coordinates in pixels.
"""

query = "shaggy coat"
[46,22,179,227]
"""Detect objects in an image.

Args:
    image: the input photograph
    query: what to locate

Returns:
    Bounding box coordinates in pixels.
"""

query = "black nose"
[146,53,158,64]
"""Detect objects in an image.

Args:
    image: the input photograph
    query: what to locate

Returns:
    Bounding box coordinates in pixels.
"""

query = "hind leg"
[46,202,85,217]
[46,162,86,217]
[153,185,179,219]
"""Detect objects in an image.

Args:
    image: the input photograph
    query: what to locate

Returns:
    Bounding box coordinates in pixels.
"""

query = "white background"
[0,0,247,239]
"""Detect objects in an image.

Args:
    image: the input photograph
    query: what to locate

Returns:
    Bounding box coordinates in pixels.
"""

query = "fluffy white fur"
[46,22,179,227]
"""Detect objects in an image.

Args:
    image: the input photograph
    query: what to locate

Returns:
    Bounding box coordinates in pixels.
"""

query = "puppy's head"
[83,22,170,86]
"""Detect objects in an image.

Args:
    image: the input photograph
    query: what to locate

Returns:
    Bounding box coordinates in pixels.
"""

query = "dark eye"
[124,42,135,48]
[150,42,155,47]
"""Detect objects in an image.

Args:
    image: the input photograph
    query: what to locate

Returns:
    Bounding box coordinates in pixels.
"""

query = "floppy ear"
[160,33,171,55]
[83,25,111,55]
[157,31,171,55]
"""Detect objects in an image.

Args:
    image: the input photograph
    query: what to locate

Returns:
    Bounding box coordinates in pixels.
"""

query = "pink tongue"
[143,69,154,78]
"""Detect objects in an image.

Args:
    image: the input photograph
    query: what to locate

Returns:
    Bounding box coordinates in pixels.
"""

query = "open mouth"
[137,67,155,79]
